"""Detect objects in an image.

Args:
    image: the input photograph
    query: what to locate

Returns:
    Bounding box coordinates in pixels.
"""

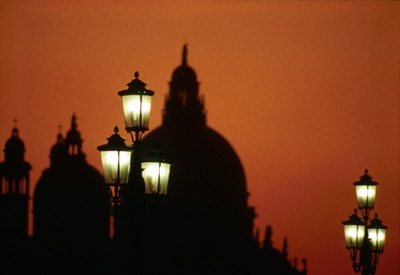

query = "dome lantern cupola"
[4,127,26,164]
[50,128,67,169]
[164,45,205,125]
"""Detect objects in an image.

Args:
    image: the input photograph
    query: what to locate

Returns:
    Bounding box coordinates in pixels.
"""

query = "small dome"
[171,64,197,84]
[170,44,198,88]
[4,128,25,163]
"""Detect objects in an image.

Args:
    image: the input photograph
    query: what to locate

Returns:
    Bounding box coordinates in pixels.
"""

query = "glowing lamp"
[342,209,366,249]
[141,147,172,195]
[97,127,132,185]
[367,214,388,253]
[118,71,154,133]
[354,169,378,210]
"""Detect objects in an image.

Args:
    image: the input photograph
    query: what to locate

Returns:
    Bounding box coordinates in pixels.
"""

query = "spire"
[182,44,187,65]
[12,118,18,138]
[71,113,77,130]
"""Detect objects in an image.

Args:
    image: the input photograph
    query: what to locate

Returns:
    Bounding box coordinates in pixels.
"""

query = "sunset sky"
[0,1,398,274]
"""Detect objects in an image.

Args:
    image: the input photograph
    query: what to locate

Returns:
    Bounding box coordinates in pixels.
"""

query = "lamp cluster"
[342,170,388,275]
[97,72,171,205]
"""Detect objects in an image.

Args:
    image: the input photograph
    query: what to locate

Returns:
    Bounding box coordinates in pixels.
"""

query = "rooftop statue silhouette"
[32,114,110,274]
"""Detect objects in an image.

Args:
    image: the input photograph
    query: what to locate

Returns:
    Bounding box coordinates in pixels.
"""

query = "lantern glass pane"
[121,94,152,129]
[142,162,171,195]
[368,227,386,252]
[100,151,131,184]
[344,224,365,249]
[356,185,376,209]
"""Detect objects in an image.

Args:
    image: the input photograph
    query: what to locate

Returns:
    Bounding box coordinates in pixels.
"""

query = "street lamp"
[343,209,365,250]
[342,170,388,275]
[367,214,387,254]
[97,126,132,205]
[141,147,172,196]
[354,170,378,218]
[97,70,171,220]
[118,71,154,142]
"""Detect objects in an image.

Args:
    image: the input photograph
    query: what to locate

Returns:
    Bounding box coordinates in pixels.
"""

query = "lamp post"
[97,126,132,205]
[97,72,171,273]
[342,170,388,275]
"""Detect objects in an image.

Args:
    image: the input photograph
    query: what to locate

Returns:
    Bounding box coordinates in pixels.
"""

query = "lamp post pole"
[342,170,388,275]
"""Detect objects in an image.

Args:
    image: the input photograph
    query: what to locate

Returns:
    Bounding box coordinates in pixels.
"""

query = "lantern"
[367,214,388,253]
[118,71,154,133]
[342,209,366,249]
[141,147,172,195]
[354,169,378,210]
[97,127,132,185]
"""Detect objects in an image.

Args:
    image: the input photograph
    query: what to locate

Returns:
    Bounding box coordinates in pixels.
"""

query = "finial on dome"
[12,118,19,137]
[71,113,77,129]
[134,71,139,79]
[182,44,187,65]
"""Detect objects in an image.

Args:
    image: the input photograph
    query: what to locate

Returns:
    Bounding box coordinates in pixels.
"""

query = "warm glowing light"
[142,162,171,195]
[355,185,376,209]
[121,95,152,130]
[344,224,365,249]
[100,151,131,184]
[357,187,375,198]
[368,215,388,253]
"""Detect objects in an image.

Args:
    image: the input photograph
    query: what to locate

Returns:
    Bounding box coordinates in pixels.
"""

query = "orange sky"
[0,1,398,274]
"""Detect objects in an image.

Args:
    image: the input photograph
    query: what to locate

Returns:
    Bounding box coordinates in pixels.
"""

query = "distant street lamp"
[342,170,388,275]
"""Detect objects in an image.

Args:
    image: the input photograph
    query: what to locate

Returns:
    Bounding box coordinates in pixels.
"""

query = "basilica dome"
[142,45,248,208]
[140,46,255,273]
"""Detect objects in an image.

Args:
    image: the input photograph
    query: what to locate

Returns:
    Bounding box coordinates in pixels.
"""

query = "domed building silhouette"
[0,126,32,273]
[0,126,31,240]
[140,45,256,273]
[33,114,110,273]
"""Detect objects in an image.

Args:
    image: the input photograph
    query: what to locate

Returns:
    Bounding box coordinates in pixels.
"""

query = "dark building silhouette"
[0,127,31,240]
[0,47,306,275]
[140,45,305,274]
[0,127,32,273]
[32,114,110,273]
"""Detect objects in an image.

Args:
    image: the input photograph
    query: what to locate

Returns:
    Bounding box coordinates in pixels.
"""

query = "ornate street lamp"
[367,214,387,255]
[342,170,388,275]
[343,209,365,250]
[141,147,172,196]
[118,71,154,142]
[97,126,132,205]
[354,169,378,218]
